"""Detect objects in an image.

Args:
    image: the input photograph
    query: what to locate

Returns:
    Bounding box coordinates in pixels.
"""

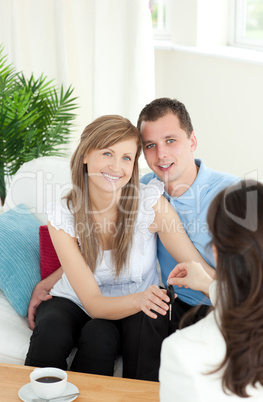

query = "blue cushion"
[0,204,41,316]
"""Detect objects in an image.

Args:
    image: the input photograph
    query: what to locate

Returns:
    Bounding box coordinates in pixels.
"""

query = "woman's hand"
[137,285,171,319]
[168,261,214,298]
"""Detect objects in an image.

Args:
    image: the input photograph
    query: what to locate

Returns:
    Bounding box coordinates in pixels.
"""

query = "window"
[150,0,171,40]
[232,0,263,50]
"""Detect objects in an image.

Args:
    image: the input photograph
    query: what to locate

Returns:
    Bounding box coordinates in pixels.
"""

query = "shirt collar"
[163,159,213,206]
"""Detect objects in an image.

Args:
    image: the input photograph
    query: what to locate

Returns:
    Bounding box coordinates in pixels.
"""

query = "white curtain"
[0,0,155,150]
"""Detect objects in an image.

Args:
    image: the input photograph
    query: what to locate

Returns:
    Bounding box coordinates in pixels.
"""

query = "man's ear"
[190,131,197,152]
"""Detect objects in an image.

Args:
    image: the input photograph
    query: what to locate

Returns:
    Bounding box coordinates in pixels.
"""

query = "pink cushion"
[39,225,60,279]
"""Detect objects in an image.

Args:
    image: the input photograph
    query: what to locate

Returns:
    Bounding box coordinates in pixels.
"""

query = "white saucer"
[18,381,79,401]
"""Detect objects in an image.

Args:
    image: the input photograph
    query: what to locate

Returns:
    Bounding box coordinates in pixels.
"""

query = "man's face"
[141,113,197,195]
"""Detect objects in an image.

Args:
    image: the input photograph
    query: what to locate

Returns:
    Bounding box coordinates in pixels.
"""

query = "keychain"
[167,284,175,321]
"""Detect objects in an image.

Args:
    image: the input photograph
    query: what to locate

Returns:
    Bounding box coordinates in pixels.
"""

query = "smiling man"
[136,98,238,381]
[140,104,197,198]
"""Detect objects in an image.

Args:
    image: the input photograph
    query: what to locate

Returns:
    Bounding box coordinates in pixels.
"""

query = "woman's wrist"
[201,276,214,297]
[132,292,142,313]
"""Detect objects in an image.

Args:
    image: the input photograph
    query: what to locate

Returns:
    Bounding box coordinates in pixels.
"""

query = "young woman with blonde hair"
[25,114,212,378]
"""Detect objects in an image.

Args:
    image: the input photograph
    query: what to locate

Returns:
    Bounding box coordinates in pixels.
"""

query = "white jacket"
[159,282,263,401]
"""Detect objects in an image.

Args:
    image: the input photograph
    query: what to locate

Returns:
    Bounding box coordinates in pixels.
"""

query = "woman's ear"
[83,153,88,164]
[212,244,218,264]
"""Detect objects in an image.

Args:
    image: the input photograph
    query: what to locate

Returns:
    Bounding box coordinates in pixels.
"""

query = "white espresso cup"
[30,367,67,399]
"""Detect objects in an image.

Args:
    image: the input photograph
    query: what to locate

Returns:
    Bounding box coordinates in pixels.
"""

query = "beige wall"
[154,48,263,180]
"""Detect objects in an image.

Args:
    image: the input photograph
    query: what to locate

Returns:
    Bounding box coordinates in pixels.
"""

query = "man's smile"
[158,162,174,171]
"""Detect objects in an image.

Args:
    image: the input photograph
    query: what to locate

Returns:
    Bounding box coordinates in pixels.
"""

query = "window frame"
[230,0,263,51]
[151,0,171,41]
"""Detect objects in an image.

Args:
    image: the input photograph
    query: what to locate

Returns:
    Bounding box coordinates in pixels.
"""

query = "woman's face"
[83,138,138,195]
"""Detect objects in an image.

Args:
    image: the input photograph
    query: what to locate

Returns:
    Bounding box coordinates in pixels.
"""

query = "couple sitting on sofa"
[27,98,262,401]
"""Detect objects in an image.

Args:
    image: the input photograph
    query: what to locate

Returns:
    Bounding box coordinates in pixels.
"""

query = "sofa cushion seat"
[0,290,32,364]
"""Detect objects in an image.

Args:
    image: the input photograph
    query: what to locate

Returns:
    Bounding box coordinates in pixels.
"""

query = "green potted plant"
[0,45,78,205]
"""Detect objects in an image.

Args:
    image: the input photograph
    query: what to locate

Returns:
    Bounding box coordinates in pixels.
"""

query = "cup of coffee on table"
[30,367,67,399]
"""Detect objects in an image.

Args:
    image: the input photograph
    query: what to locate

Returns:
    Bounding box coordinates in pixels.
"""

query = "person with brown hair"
[134,97,238,381]
[25,114,211,378]
[159,180,263,401]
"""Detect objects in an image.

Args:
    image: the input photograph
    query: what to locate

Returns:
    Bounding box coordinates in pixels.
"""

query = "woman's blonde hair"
[66,115,142,276]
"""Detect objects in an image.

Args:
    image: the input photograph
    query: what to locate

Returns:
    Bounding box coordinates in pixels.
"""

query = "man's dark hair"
[137,97,194,138]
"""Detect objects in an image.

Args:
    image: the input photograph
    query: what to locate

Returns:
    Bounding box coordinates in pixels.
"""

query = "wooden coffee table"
[0,363,159,401]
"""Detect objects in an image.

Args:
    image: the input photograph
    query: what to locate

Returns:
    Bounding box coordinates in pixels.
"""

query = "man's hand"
[27,267,63,329]
[168,261,214,298]
[28,283,52,330]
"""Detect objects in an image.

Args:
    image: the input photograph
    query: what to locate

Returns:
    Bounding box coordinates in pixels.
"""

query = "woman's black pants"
[25,297,144,379]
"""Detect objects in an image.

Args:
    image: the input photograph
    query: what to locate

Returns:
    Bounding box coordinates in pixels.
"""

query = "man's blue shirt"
[140,159,238,306]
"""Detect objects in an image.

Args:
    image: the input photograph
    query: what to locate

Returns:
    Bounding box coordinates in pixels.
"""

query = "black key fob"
[167,284,175,304]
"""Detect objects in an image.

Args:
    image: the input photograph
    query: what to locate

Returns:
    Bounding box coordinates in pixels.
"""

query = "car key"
[167,284,175,321]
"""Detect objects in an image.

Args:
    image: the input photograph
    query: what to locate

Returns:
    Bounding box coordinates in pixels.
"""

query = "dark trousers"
[133,297,210,382]
[25,297,145,379]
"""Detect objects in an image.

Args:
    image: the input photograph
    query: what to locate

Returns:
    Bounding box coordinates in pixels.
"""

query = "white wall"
[153,1,263,180]
[0,0,154,154]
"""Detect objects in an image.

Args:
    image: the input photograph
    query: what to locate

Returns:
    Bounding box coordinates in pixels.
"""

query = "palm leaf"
[0,45,78,204]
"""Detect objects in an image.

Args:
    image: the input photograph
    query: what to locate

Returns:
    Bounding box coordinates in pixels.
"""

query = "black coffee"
[36,376,62,383]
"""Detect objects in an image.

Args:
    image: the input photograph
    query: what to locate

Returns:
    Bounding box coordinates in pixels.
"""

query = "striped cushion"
[0,204,41,316]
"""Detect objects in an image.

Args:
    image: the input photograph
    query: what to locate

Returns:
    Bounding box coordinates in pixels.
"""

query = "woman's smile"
[83,138,137,195]
[101,172,123,182]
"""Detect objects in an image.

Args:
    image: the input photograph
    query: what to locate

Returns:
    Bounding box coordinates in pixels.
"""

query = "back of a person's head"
[207,180,263,397]
[137,97,193,137]
[208,180,263,305]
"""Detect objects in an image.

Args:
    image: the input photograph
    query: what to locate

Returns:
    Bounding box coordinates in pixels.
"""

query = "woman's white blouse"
[159,280,263,401]
[46,179,164,315]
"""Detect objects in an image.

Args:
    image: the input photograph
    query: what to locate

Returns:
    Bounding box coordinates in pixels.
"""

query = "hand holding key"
[168,261,213,297]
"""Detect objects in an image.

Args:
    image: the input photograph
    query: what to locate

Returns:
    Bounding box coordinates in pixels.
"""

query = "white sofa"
[0,156,122,375]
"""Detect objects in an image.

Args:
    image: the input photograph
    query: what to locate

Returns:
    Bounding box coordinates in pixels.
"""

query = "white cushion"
[0,290,31,364]
[4,156,72,224]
